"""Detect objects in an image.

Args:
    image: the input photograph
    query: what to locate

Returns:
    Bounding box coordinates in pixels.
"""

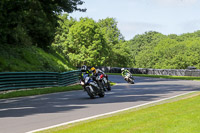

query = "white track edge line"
[26,91,196,133]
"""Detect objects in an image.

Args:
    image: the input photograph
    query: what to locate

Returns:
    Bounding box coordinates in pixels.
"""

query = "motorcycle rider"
[80,65,90,79]
[90,67,106,88]
[80,65,91,88]
[91,67,111,91]
[80,66,105,98]
[121,68,131,80]
[81,65,90,74]
[90,67,106,78]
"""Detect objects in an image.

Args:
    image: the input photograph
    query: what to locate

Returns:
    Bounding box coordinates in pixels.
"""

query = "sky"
[69,0,200,40]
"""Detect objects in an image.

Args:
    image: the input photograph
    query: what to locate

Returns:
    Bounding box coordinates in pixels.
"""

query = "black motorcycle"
[80,73,105,99]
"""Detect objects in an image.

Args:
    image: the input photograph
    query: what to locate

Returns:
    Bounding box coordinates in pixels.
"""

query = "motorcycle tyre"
[107,82,111,91]
[102,80,107,91]
[102,81,108,91]
[98,83,105,98]
[128,78,135,84]
[98,90,105,97]
[85,87,95,99]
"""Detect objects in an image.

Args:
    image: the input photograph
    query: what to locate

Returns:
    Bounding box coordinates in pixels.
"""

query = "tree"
[0,0,85,48]
[111,41,132,67]
[98,18,124,46]
[98,17,124,66]
[52,14,77,54]
[128,31,166,67]
[133,32,200,69]
[64,18,109,66]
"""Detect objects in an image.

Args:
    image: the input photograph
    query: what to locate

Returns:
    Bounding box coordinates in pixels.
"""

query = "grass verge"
[38,91,200,133]
[0,81,115,99]
[108,73,200,81]
[0,45,75,72]
[0,85,82,99]
[109,81,116,86]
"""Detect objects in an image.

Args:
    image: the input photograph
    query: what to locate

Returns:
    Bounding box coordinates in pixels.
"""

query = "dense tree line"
[2,1,200,70]
[0,0,85,48]
[129,31,200,69]
[52,15,127,67]
[53,14,200,69]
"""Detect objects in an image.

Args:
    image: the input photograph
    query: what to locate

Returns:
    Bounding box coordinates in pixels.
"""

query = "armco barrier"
[0,70,81,91]
[58,71,81,86]
[95,67,200,77]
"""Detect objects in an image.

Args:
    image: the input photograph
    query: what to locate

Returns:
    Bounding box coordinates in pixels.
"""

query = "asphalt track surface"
[0,75,200,133]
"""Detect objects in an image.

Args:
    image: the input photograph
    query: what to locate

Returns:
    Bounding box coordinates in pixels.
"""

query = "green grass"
[0,45,75,72]
[38,92,200,133]
[0,85,83,99]
[108,73,200,81]
[110,81,116,86]
[0,81,115,99]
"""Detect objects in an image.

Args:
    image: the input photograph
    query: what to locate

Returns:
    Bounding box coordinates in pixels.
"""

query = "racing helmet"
[81,65,87,72]
[121,68,125,72]
[91,67,96,73]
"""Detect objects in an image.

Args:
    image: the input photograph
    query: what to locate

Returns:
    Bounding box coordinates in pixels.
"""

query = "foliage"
[52,14,77,54]
[53,16,128,67]
[3,0,200,70]
[98,17,124,46]
[0,0,85,48]
[129,31,166,66]
[111,41,132,67]
[97,18,125,66]
[65,17,109,66]
[0,45,74,72]
[52,14,200,69]
[128,30,200,69]
[53,16,113,67]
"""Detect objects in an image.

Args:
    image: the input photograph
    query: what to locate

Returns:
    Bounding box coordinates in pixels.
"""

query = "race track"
[0,75,199,133]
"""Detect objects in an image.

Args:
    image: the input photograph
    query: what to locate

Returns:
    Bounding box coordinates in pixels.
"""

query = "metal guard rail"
[0,70,81,91]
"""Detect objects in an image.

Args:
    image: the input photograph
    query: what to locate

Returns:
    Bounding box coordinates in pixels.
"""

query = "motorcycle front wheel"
[107,82,111,91]
[85,86,95,99]
[98,90,105,97]
[128,78,135,84]
[98,83,105,97]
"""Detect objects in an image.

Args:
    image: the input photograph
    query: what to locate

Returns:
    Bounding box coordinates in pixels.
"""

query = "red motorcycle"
[97,73,111,91]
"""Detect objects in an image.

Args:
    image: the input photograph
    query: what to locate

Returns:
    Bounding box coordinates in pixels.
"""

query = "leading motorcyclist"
[80,65,91,80]
[79,65,92,90]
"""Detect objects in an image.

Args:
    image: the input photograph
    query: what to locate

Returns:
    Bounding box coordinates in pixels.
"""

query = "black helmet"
[81,65,87,72]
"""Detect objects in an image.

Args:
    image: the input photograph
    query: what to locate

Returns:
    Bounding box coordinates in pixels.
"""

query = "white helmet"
[121,68,125,72]
[81,65,87,72]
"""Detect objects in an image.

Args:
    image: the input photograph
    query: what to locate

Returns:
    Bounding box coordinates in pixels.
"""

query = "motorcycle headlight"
[80,81,85,85]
